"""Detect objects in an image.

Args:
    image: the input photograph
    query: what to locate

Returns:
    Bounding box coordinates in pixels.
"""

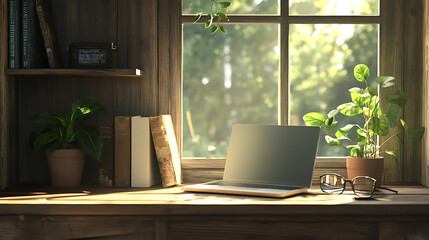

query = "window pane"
[289,0,379,16]
[289,24,378,156]
[183,0,279,15]
[183,24,280,158]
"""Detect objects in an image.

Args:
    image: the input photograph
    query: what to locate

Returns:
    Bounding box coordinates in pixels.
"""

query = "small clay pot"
[47,149,85,188]
[346,156,384,187]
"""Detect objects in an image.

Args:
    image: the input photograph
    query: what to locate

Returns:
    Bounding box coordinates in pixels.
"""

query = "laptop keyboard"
[206,181,301,190]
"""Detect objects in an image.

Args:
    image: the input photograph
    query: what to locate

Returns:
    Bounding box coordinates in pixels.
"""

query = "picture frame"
[69,42,117,69]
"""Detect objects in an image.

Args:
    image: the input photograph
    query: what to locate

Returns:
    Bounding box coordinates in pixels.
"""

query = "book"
[114,116,131,187]
[8,0,20,69]
[22,0,48,68]
[131,116,161,187]
[98,117,114,187]
[35,0,62,68]
[149,115,182,187]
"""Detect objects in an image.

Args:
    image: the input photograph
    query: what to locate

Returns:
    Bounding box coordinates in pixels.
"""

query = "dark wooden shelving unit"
[5,68,142,77]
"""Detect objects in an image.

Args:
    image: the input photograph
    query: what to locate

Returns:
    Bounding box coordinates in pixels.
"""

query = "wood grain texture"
[423,0,429,186]
[114,116,131,187]
[403,0,424,183]
[0,0,9,189]
[379,0,405,183]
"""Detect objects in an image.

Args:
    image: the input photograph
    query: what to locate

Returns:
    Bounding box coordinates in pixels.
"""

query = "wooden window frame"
[159,0,425,184]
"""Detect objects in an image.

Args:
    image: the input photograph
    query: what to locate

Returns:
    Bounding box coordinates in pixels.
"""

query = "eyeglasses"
[319,173,398,198]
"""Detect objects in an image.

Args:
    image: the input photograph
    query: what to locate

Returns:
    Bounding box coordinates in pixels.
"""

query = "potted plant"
[303,64,425,185]
[30,96,104,188]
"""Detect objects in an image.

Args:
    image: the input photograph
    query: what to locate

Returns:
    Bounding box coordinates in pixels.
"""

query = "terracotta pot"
[346,156,384,186]
[47,149,85,188]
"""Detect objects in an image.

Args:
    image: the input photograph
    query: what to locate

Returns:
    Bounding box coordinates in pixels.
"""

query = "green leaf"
[356,129,367,142]
[29,112,64,125]
[217,12,229,21]
[210,26,218,34]
[219,26,226,34]
[350,147,364,158]
[368,117,389,136]
[327,109,339,118]
[376,76,395,88]
[303,112,325,126]
[337,103,363,116]
[76,129,103,160]
[354,64,370,82]
[205,20,211,28]
[406,126,425,141]
[193,13,202,23]
[365,86,377,96]
[33,132,57,150]
[219,2,231,8]
[326,119,338,132]
[349,87,370,107]
[385,104,401,128]
[385,150,398,163]
[325,135,340,146]
[400,119,405,127]
[335,124,355,139]
[384,91,408,108]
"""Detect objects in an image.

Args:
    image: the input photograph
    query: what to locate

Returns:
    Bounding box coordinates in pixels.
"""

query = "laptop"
[182,124,320,198]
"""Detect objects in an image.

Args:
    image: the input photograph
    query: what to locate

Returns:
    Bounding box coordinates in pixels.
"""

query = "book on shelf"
[98,116,114,187]
[114,116,131,187]
[35,0,62,68]
[8,0,20,69]
[149,115,182,187]
[22,0,48,68]
[131,116,161,187]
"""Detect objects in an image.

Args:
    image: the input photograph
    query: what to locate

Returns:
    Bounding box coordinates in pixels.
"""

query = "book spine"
[98,117,114,187]
[149,115,182,187]
[131,116,161,187]
[35,0,61,68]
[114,116,131,187]
[8,0,20,69]
[21,0,30,68]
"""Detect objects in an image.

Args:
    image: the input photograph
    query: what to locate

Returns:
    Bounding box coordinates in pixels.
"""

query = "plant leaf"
[368,117,389,136]
[356,129,367,142]
[33,132,57,150]
[76,129,103,160]
[376,76,395,88]
[384,91,408,108]
[193,13,202,23]
[210,26,218,34]
[219,26,226,34]
[337,102,363,116]
[325,135,340,146]
[303,112,325,126]
[385,104,401,128]
[217,12,229,21]
[354,64,370,82]
[219,2,231,8]
[385,150,398,163]
[205,14,213,28]
[29,112,64,125]
[349,87,370,107]
[365,86,378,96]
[327,109,339,118]
[406,126,425,141]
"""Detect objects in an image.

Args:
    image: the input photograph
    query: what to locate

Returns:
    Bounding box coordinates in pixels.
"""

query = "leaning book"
[8,0,20,68]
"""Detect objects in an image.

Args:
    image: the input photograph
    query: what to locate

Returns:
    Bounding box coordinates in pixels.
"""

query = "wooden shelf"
[5,68,142,77]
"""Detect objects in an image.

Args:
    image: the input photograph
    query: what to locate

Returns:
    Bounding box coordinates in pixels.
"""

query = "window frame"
[159,0,419,184]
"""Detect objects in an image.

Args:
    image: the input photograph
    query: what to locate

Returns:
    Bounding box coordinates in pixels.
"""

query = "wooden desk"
[0,185,428,239]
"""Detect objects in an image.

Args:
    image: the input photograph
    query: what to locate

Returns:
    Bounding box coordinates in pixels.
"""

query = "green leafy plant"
[193,0,231,34]
[303,64,424,161]
[30,96,104,160]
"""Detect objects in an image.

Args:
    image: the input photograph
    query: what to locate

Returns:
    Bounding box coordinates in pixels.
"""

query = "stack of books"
[98,115,182,188]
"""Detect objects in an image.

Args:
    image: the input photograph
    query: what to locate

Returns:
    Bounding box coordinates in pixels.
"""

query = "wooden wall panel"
[380,0,405,183]
[403,0,424,183]
[0,0,8,189]
[15,0,159,185]
[423,0,429,186]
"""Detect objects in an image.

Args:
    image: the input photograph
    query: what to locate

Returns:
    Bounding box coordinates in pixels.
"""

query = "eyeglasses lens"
[352,177,375,198]
[320,174,345,194]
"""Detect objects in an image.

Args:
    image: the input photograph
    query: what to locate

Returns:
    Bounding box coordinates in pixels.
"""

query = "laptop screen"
[223,125,320,188]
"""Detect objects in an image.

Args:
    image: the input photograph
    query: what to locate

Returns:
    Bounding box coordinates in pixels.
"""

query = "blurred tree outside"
[182,0,379,158]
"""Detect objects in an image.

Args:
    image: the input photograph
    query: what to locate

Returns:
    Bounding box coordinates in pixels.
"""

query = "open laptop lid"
[223,125,320,188]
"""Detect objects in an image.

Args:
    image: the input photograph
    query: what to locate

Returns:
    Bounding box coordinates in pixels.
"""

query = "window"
[181,0,380,160]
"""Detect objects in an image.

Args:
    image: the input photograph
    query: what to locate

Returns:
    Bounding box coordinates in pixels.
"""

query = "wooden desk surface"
[0,185,428,216]
[0,185,428,239]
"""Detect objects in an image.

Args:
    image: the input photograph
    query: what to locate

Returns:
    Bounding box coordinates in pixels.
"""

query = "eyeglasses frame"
[319,173,377,198]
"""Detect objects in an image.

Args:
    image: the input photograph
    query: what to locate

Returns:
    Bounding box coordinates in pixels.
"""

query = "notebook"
[182,124,320,198]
